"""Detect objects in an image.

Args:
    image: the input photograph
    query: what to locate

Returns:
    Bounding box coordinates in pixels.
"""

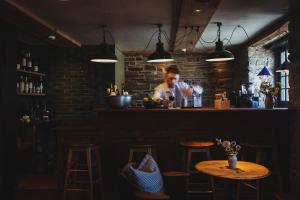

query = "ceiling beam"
[243,14,289,48]
[169,0,184,51]
[173,0,221,51]
[3,0,81,47]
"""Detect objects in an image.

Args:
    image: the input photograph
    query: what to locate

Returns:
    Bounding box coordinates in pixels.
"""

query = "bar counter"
[55,107,294,189]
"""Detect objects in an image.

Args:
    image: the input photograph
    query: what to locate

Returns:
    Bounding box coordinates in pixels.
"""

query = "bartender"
[153,65,193,107]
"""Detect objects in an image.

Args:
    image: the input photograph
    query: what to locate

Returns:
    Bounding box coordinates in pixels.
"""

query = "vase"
[228,155,237,169]
[264,94,274,109]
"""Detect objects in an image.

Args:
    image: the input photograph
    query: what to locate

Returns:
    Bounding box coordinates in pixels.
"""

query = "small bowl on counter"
[143,98,161,108]
[106,95,133,109]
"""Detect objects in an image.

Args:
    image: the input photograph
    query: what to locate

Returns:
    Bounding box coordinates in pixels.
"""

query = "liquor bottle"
[114,84,119,95]
[33,80,36,94]
[121,83,125,95]
[39,76,44,94]
[20,75,24,93]
[21,53,26,70]
[24,76,29,94]
[28,75,33,94]
[26,52,32,71]
[17,76,20,93]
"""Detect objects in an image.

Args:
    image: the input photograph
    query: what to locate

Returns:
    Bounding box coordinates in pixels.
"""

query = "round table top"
[180,141,214,148]
[195,160,271,181]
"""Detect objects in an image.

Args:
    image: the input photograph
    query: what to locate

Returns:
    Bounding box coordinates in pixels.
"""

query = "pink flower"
[235,145,241,151]
[222,141,231,148]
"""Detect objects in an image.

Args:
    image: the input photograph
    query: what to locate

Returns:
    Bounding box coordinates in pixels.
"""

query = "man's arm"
[180,82,193,97]
[153,87,170,106]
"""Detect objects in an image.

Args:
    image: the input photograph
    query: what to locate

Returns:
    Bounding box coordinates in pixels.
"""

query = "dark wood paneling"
[0,20,17,199]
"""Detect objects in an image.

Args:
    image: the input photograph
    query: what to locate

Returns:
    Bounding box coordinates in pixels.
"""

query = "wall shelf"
[17,69,46,77]
[17,92,46,96]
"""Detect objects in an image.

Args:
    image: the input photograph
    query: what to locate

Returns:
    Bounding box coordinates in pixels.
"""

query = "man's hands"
[183,88,193,97]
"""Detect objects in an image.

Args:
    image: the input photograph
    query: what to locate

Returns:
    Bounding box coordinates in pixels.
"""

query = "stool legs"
[185,148,215,199]
[86,148,94,200]
[237,149,263,200]
[63,149,73,200]
[63,146,102,200]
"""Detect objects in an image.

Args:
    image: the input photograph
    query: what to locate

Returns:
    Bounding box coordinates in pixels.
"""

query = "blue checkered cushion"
[121,154,164,194]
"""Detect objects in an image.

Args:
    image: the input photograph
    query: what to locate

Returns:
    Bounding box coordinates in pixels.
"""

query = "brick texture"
[124,52,234,107]
[39,46,115,119]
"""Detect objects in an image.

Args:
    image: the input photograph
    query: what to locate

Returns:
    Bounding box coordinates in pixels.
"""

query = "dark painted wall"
[0,20,17,199]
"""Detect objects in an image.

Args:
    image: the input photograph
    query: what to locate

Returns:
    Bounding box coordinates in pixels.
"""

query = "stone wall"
[124,52,235,107]
[248,46,275,95]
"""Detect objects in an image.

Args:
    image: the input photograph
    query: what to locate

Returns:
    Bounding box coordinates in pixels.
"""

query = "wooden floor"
[14,174,285,200]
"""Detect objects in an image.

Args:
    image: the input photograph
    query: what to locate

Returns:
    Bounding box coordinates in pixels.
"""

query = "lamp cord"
[143,31,159,51]
[104,29,123,54]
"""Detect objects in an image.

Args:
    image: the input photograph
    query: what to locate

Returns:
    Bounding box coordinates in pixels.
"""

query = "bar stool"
[63,143,103,200]
[237,142,280,200]
[128,144,156,162]
[180,140,215,199]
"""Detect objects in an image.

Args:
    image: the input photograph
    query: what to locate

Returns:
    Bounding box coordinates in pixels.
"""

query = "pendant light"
[206,22,234,62]
[257,66,271,76]
[147,24,174,63]
[90,25,118,63]
[276,47,289,73]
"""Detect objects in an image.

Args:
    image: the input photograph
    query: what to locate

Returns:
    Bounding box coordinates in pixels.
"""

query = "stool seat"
[67,143,98,148]
[180,141,214,148]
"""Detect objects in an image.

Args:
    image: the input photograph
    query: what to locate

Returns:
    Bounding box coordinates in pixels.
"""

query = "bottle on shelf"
[26,52,32,71]
[24,76,29,94]
[21,53,26,70]
[17,76,20,93]
[20,75,24,94]
[33,80,36,94]
[39,76,44,94]
[28,75,33,94]
[33,64,39,72]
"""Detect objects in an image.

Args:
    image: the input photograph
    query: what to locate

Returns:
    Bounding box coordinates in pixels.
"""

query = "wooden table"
[195,160,270,180]
[195,160,271,199]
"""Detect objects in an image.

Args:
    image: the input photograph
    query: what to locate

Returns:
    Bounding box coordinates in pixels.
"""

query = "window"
[279,49,289,102]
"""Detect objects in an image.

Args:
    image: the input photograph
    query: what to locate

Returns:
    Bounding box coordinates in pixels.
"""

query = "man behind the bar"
[153,65,193,107]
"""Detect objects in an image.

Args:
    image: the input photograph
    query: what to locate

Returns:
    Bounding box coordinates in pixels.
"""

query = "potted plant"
[216,138,241,169]
[259,82,280,109]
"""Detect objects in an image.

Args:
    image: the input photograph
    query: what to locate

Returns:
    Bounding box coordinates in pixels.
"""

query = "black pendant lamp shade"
[147,24,174,63]
[276,48,289,73]
[276,60,289,73]
[90,26,118,63]
[147,42,174,63]
[206,22,234,62]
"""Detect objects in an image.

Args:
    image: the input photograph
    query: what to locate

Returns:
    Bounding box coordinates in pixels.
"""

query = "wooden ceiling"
[0,0,289,51]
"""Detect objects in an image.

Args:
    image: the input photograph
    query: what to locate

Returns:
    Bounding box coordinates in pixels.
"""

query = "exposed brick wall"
[38,46,115,119]
[124,52,234,107]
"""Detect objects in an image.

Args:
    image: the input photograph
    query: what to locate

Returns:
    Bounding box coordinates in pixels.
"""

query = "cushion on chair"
[121,154,165,194]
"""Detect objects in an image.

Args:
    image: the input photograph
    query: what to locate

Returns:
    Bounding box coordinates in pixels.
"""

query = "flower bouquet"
[259,82,280,108]
[216,138,241,169]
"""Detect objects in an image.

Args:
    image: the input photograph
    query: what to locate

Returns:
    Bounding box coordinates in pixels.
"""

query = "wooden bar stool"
[63,143,103,200]
[180,140,215,199]
[128,144,156,162]
[237,142,279,200]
